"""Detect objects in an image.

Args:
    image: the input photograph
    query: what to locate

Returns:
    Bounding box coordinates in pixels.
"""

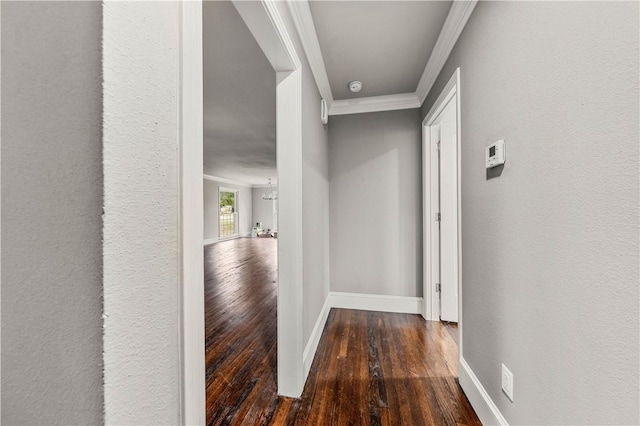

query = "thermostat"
[320,99,328,125]
[486,140,505,168]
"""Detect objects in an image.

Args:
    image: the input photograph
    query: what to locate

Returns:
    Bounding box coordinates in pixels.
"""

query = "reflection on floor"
[205,238,479,425]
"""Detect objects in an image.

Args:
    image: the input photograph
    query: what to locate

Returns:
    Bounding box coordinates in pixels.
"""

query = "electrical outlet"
[501,363,514,402]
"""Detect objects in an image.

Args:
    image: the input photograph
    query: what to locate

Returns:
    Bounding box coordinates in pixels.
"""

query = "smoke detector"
[348,80,363,93]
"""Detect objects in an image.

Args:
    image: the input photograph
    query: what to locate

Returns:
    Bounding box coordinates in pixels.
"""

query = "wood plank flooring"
[205,238,278,425]
[205,238,480,426]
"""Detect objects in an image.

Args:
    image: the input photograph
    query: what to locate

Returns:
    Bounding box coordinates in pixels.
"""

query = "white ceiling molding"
[234,0,301,71]
[287,0,477,116]
[203,174,252,188]
[288,1,334,106]
[330,93,421,116]
[415,0,478,104]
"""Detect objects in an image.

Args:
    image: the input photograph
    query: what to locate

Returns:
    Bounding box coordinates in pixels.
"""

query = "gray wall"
[421,2,639,424]
[301,60,330,344]
[274,1,331,348]
[252,186,277,231]
[203,178,253,241]
[329,109,422,297]
[1,2,104,424]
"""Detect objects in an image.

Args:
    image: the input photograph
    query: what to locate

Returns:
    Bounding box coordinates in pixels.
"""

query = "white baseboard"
[303,294,331,378]
[329,291,423,314]
[203,233,252,246]
[203,237,218,246]
[301,293,506,426]
[458,357,509,426]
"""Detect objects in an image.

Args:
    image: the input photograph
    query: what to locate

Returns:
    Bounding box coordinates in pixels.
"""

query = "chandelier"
[262,178,277,201]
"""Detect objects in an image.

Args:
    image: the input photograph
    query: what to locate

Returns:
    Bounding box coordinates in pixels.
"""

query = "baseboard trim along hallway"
[292,308,480,424]
[203,234,252,246]
[303,292,504,426]
[329,291,423,314]
[459,357,509,426]
[303,291,424,383]
[303,295,332,378]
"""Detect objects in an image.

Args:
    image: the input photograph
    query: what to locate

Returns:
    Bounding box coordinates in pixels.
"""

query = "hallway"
[205,238,480,425]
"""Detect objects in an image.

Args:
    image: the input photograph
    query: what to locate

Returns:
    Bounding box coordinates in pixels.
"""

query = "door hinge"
[435,212,441,222]
[435,283,441,292]
[435,140,441,151]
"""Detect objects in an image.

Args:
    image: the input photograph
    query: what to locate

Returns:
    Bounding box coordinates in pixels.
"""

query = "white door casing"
[181,2,205,424]
[429,124,441,320]
[230,0,306,398]
[422,68,462,330]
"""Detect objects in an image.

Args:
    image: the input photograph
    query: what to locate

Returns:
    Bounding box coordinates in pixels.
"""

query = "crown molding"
[329,93,421,116]
[287,0,477,115]
[288,0,333,105]
[415,0,478,104]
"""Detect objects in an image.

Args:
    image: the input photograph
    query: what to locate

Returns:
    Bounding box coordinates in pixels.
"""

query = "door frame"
[180,0,305,424]
[422,68,462,332]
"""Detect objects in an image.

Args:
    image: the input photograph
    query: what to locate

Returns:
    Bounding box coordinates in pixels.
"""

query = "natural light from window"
[219,189,238,239]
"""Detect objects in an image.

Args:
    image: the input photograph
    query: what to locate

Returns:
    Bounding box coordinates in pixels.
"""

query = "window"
[219,188,239,239]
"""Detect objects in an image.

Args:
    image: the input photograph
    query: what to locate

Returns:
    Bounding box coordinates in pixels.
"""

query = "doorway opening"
[181,0,305,422]
[423,68,462,339]
[202,1,279,423]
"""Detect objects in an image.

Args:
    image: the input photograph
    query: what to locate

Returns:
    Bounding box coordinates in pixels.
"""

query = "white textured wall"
[1,2,104,424]
[421,2,639,423]
[103,2,182,424]
[329,109,423,297]
[252,186,277,231]
[203,178,253,241]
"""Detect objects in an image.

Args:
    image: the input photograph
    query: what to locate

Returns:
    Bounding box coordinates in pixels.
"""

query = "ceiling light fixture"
[348,80,363,93]
[262,178,277,201]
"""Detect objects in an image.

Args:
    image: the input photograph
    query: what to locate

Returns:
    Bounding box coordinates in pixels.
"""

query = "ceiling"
[291,0,476,115]
[203,1,276,185]
[309,1,452,100]
[202,0,476,184]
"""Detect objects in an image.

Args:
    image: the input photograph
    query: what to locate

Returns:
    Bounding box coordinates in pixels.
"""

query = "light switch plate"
[502,363,514,402]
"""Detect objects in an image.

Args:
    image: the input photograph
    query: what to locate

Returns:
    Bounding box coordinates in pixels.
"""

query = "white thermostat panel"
[486,139,506,168]
[320,99,329,125]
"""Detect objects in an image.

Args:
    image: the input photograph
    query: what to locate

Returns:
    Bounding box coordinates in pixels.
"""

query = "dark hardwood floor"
[205,237,278,425]
[205,238,480,426]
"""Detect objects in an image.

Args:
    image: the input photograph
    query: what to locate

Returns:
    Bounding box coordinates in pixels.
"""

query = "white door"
[429,97,458,323]
[423,70,461,325]
[438,104,458,322]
